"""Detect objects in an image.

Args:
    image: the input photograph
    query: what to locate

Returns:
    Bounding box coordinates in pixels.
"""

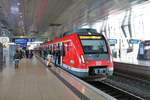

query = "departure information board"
[15,38,28,44]
[15,38,28,47]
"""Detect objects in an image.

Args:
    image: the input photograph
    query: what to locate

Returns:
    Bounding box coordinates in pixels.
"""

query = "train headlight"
[110,55,113,63]
[107,67,113,75]
[108,67,113,71]
[86,61,89,64]
[80,55,85,64]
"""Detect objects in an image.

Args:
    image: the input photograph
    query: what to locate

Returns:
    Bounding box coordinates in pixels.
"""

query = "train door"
[62,41,75,68]
[62,41,71,68]
[53,42,64,66]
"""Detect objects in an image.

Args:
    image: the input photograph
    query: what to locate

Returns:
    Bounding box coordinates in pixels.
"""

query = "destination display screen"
[79,36,102,39]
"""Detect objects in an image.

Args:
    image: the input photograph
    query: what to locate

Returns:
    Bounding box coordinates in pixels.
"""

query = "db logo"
[96,61,102,65]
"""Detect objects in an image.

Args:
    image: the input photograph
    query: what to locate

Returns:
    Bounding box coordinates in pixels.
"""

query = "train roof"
[63,28,100,36]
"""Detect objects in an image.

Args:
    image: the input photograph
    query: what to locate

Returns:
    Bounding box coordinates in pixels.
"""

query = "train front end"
[79,35,113,77]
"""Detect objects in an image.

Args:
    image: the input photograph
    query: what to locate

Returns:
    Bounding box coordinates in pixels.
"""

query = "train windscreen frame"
[79,35,109,60]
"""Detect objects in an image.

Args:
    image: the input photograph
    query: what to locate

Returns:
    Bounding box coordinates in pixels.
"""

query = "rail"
[88,81,144,100]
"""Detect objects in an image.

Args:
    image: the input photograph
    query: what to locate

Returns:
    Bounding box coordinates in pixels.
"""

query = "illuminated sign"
[129,39,141,44]
[144,40,150,46]
[15,38,28,44]
[108,39,117,46]
[79,36,102,39]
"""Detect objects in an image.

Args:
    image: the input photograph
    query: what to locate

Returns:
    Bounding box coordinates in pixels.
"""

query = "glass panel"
[81,40,108,54]
[81,39,109,60]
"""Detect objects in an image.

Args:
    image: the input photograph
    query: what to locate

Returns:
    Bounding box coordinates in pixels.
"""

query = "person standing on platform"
[14,50,22,69]
[20,49,24,59]
[29,50,33,59]
[54,49,58,66]
[25,49,29,58]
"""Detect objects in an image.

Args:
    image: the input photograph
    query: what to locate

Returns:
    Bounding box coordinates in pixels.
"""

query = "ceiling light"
[17,3,20,6]
[11,6,19,14]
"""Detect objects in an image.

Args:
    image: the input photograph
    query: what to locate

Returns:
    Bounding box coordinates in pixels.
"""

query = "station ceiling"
[0,0,80,35]
[0,0,148,36]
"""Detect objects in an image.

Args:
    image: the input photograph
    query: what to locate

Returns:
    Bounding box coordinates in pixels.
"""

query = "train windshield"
[80,36,109,60]
[81,40,108,54]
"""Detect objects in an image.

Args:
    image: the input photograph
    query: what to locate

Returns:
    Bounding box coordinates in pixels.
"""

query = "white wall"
[55,0,149,33]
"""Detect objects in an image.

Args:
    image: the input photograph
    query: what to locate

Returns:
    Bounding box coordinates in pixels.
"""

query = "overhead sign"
[15,38,28,44]
[129,39,141,44]
[15,38,28,47]
[144,40,150,45]
[108,39,117,46]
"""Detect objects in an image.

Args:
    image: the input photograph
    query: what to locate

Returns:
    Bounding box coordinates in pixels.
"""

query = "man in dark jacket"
[14,50,22,68]
[25,49,29,58]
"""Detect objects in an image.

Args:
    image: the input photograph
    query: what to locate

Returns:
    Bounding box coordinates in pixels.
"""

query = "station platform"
[114,57,150,67]
[0,57,80,100]
[0,56,116,100]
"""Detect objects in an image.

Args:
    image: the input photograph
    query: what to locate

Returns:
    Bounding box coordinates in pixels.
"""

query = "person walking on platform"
[20,49,25,59]
[14,50,22,69]
[29,50,34,59]
[25,49,29,58]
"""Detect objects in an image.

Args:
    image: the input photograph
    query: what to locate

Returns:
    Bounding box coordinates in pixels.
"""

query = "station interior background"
[51,1,150,64]
[0,0,150,65]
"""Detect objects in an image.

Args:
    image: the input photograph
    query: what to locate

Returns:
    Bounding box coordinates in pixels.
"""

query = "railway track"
[114,62,150,82]
[105,72,150,100]
[114,72,150,85]
[88,81,144,100]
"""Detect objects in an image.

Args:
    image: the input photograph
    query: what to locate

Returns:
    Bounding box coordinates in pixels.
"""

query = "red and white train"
[40,28,113,78]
